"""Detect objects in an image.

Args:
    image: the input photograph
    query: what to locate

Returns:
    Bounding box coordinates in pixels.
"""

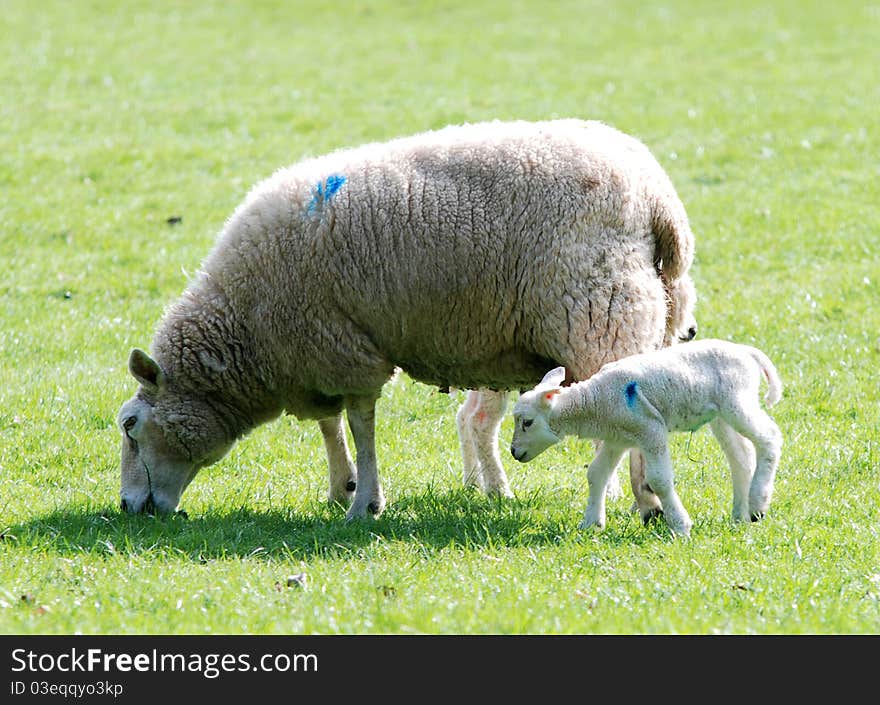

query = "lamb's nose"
[510,446,525,462]
[683,325,697,341]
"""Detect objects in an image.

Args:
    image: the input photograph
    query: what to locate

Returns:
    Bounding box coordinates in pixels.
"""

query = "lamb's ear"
[128,348,165,392]
[539,366,566,388]
[538,387,562,409]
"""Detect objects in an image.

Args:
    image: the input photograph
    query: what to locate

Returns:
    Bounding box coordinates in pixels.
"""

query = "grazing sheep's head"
[665,274,698,346]
[117,349,234,515]
[510,366,565,463]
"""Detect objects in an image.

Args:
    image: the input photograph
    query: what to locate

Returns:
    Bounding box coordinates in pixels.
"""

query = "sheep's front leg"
[468,389,513,497]
[628,449,664,522]
[344,395,386,520]
[641,442,692,537]
[579,443,627,530]
[318,414,358,506]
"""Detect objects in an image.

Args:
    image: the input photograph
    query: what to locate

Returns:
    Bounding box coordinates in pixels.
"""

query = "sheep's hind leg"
[579,443,627,530]
[628,449,664,523]
[344,395,386,520]
[319,414,358,506]
[468,389,513,497]
[709,418,755,523]
[456,390,482,488]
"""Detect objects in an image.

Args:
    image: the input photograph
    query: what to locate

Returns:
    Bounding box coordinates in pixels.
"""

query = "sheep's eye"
[522,419,533,430]
[123,416,137,432]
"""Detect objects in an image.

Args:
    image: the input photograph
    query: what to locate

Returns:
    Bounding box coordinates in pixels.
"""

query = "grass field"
[1,0,878,635]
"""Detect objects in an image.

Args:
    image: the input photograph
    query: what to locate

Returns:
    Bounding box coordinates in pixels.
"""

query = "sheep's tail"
[651,195,695,282]
[748,347,783,407]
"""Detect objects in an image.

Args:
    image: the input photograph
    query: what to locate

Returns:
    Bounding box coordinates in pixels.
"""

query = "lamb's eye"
[522,419,533,430]
[123,416,137,432]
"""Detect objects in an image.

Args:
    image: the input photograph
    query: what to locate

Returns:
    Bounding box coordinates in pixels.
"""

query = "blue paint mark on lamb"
[625,381,638,408]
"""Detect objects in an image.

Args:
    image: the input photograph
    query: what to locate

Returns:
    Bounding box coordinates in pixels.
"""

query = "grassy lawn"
[1,0,878,634]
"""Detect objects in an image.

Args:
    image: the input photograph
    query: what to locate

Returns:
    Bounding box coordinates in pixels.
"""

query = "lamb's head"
[117,349,235,515]
[510,366,566,463]
[664,273,698,346]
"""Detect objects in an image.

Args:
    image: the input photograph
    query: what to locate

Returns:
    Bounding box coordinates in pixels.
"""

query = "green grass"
[1,0,878,634]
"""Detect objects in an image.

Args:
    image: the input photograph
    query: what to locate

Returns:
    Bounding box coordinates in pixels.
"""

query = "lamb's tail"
[748,347,783,407]
[651,195,695,282]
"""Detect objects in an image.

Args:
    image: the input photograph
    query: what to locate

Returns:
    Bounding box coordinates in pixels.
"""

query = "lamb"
[116,118,696,522]
[509,339,783,537]
[456,272,697,500]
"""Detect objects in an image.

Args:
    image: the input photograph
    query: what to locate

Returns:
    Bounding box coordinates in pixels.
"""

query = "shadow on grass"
[2,486,542,560]
[4,486,667,562]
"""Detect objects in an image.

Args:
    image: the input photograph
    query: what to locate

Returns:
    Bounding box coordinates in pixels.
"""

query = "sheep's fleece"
[117,118,696,520]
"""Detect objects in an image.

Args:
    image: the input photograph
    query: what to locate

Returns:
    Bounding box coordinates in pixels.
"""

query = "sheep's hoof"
[344,508,366,522]
[750,511,765,522]
[641,507,664,525]
[578,519,604,531]
[328,486,355,507]
[483,484,514,499]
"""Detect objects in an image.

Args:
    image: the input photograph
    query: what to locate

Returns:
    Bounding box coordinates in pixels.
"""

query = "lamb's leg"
[709,418,756,523]
[319,414,358,506]
[628,449,664,523]
[468,389,513,497]
[596,441,623,500]
[641,442,692,537]
[456,390,482,488]
[725,406,783,521]
[344,395,386,520]
[579,443,627,530]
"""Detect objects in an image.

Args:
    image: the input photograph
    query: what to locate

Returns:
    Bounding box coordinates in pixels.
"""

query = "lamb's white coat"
[510,339,783,536]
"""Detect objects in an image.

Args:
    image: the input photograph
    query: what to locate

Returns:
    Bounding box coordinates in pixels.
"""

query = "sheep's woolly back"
[151,119,695,422]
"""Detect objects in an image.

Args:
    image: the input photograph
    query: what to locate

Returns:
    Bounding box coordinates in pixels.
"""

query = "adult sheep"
[117,118,695,521]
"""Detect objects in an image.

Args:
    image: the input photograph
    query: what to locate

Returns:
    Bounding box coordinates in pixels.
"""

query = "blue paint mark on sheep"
[307,174,347,215]
[625,381,638,408]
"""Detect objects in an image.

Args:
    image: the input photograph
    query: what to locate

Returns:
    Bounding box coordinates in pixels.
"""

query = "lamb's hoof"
[641,507,664,525]
[750,511,765,522]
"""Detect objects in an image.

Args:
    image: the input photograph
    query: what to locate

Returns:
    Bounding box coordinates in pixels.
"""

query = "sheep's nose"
[683,325,697,341]
[510,445,526,462]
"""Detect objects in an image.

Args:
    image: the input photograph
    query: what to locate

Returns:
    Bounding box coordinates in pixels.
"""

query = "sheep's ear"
[538,387,562,409]
[539,366,566,388]
[128,348,165,392]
